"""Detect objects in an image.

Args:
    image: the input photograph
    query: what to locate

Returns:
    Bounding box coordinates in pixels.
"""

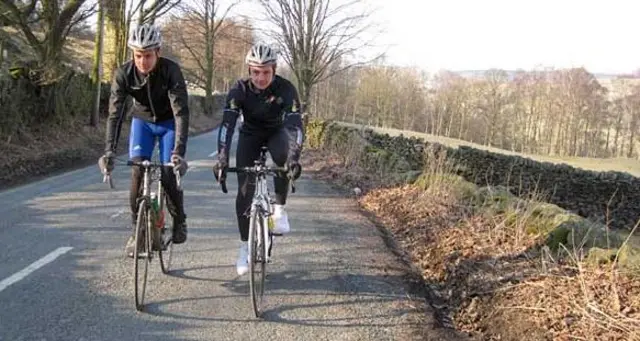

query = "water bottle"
[150,193,164,229]
[268,216,275,231]
[267,202,275,231]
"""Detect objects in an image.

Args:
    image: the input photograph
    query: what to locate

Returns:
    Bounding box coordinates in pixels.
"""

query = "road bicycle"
[217,146,296,318]
[102,153,182,311]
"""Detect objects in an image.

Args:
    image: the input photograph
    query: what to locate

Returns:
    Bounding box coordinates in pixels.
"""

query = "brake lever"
[175,168,182,191]
[285,166,296,194]
[217,169,228,194]
[288,172,296,194]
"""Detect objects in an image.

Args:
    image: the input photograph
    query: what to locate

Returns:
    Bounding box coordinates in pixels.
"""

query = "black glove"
[287,160,302,180]
[171,153,188,176]
[212,152,228,183]
[98,151,115,174]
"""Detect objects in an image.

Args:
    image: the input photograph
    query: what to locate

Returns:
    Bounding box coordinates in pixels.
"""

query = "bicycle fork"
[138,167,162,257]
[252,177,275,263]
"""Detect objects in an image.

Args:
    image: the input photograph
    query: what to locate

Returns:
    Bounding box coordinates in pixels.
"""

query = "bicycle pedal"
[271,232,283,237]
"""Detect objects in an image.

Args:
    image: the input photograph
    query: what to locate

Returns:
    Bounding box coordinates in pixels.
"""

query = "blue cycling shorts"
[129,117,175,163]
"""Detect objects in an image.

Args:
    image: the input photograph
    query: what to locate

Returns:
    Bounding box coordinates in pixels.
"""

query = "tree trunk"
[204,0,214,116]
[90,0,105,127]
[299,80,312,129]
[91,2,105,84]
[104,0,126,81]
[629,129,636,158]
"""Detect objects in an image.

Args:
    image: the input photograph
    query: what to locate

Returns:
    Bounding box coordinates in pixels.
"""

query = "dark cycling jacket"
[217,75,304,162]
[105,57,190,156]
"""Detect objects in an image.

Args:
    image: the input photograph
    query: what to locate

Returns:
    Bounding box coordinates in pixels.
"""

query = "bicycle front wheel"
[134,199,151,311]
[158,229,173,274]
[158,192,173,274]
[248,206,266,318]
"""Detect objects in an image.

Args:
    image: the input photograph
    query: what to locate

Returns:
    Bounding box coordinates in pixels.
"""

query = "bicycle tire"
[134,199,151,311]
[248,206,266,318]
[158,190,173,274]
[158,229,173,274]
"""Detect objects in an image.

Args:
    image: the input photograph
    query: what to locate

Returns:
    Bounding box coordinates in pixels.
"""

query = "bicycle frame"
[102,154,182,253]
[251,162,276,264]
[101,143,183,311]
[225,148,291,237]
[103,147,182,197]
[222,147,294,317]
[251,160,274,219]
[141,143,172,206]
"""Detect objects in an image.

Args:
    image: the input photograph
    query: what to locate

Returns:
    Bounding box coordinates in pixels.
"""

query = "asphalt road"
[0,127,455,341]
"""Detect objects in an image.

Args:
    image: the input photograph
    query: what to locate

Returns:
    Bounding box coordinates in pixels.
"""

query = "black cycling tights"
[129,156,186,228]
[235,128,290,241]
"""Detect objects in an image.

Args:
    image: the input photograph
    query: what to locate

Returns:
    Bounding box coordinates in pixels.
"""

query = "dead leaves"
[303,149,640,341]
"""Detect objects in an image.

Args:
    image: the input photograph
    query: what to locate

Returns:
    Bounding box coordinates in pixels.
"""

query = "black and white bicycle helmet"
[127,23,163,50]
[245,43,278,66]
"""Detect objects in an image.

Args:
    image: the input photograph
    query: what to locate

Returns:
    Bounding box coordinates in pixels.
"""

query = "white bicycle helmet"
[245,43,278,66]
[127,23,162,50]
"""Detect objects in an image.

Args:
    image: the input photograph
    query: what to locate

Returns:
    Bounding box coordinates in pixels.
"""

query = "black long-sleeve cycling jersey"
[217,75,304,162]
[105,57,190,156]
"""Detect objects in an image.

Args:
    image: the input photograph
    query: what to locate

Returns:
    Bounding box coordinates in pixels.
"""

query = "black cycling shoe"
[172,220,187,244]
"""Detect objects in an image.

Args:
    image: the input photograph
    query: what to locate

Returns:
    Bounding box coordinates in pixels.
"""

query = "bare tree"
[103,0,181,80]
[272,57,640,159]
[167,0,241,115]
[131,0,181,25]
[90,0,105,127]
[103,0,126,80]
[0,0,96,83]
[257,0,383,126]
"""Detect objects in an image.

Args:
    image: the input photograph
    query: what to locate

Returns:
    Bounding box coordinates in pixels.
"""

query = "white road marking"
[110,209,126,219]
[0,247,73,293]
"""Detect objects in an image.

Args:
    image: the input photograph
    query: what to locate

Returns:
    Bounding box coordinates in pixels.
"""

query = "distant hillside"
[448,69,640,100]
[452,69,629,81]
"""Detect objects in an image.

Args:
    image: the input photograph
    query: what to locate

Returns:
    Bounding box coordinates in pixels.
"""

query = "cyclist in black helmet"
[98,23,190,257]
[213,43,304,276]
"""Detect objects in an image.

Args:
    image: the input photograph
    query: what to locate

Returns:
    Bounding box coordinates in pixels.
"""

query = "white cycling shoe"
[236,241,249,276]
[272,204,290,234]
[236,237,273,276]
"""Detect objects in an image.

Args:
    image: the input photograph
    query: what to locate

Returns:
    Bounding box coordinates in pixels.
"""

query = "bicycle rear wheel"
[248,207,267,317]
[134,199,151,311]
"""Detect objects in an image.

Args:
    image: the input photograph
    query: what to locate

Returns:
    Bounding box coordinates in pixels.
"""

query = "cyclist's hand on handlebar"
[98,151,115,174]
[171,153,188,176]
[212,157,228,181]
[212,155,229,193]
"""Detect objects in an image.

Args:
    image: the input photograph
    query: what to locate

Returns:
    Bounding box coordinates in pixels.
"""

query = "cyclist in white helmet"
[213,43,304,276]
[99,23,191,257]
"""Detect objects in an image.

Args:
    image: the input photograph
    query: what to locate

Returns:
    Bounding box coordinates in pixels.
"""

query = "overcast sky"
[154,0,640,74]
